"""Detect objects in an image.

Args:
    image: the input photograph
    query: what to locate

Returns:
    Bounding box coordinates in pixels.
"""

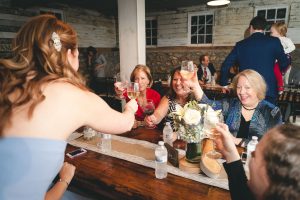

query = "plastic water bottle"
[155,141,168,179]
[163,122,173,146]
[245,136,258,171]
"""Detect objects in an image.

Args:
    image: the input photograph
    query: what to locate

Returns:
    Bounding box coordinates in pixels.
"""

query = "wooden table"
[65,127,232,200]
[200,83,235,100]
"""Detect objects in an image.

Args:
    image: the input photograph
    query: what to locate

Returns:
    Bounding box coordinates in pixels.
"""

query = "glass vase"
[185,141,202,163]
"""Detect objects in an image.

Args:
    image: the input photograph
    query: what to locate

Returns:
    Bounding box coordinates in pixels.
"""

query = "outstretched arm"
[45,162,75,200]
[214,124,254,200]
[145,96,169,127]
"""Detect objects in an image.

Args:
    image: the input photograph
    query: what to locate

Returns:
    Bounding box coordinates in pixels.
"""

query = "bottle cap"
[158,141,164,146]
[165,122,171,125]
[252,136,258,141]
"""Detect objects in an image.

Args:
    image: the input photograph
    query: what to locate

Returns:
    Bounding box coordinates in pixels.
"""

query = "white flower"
[174,104,184,120]
[183,108,201,125]
[175,104,184,115]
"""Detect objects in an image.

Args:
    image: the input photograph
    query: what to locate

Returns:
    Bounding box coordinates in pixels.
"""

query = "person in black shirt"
[215,123,300,200]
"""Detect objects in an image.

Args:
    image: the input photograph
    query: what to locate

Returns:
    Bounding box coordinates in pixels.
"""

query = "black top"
[237,114,250,138]
[223,160,255,200]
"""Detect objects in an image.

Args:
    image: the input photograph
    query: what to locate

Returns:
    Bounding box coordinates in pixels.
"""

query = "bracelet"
[58,178,69,187]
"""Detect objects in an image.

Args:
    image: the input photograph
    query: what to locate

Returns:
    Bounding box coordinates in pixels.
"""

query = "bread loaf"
[200,139,222,178]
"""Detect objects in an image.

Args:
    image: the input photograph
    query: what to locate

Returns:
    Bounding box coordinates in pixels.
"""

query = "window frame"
[39,8,65,21]
[188,11,214,46]
[255,5,289,34]
[146,17,158,47]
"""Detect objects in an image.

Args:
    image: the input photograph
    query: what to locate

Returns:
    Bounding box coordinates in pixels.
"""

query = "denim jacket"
[201,95,282,143]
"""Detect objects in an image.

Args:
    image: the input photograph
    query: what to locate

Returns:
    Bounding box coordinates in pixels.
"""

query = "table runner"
[68,133,229,190]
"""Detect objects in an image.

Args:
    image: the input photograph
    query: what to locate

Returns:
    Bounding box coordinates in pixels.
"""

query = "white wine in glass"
[127,91,140,99]
[180,60,194,79]
[204,110,223,159]
[127,82,140,99]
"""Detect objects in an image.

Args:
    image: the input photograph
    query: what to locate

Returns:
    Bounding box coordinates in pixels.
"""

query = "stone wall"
[146,45,300,81]
[146,46,232,80]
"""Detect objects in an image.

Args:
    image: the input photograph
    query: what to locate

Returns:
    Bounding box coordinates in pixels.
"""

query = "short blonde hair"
[271,22,287,37]
[130,64,153,87]
[232,69,266,100]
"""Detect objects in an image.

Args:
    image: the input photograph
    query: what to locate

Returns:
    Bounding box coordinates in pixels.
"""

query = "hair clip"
[51,32,62,52]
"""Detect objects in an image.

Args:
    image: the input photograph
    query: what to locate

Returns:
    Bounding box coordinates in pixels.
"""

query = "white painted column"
[118,0,145,81]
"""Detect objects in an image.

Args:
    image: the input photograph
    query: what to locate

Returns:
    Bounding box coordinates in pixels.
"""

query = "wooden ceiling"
[11,0,238,16]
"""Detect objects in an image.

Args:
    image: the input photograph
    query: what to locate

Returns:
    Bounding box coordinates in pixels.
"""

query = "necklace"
[242,104,256,111]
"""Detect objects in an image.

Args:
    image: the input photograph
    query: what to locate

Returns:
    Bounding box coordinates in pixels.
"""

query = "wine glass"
[140,99,156,129]
[114,73,127,99]
[204,110,224,159]
[180,60,194,79]
[141,99,155,116]
[127,82,140,99]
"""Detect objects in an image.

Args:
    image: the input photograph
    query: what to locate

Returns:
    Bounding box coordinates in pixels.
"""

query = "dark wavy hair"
[0,14,87,135]
[166,66,195,101]
[263,124,300,200]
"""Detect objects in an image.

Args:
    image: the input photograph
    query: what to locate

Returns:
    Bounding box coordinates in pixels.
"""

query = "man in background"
[197,54,217,85]
[220,16,289,104]
[86,46,107,93]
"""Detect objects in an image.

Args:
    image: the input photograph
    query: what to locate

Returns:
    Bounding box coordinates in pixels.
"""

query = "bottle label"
[155,155,167,163]
[166,132,173,140]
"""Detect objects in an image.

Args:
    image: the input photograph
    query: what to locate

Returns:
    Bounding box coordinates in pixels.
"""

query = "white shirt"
[279,37,295,54]
[201,65,213,83]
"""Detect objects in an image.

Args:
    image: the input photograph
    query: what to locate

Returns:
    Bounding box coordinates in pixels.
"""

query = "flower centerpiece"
[169,100,207,163]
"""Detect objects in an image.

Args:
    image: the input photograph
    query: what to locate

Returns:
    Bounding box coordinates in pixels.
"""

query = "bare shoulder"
[161,96,169,102]
[42,81,98,103]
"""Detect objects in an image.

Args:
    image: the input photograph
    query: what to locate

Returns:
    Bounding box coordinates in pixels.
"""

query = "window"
[146,19,157,46]
[188,12,213,44]
[255,5,289,35]
[40,8,64,21]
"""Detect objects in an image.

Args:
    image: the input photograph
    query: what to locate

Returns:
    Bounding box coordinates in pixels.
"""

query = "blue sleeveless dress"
[0,137,66,200]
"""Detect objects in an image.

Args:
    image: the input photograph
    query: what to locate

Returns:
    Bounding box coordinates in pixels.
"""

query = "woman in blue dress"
[0,14,138,200]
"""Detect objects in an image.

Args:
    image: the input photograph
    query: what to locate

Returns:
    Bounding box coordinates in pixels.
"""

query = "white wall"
[147,0,300,47]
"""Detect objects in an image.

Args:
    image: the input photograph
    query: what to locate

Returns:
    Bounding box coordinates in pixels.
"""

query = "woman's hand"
[144,115,157,127]
[214,123,240,163]
[181,67,199,89]
[181,68,204,101]
[114,82,125,97]
[124,99,138,114]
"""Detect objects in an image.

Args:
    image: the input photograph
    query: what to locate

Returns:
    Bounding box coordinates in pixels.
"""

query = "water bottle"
[245,136,258,171]
[163,122,173,146]
[155,141,168,179]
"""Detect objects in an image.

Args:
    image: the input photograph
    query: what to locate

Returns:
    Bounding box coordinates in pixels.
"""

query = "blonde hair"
[271,22,287,37]
[0,14,87,135]
[232,69,266,100]
[130,64,153,87]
